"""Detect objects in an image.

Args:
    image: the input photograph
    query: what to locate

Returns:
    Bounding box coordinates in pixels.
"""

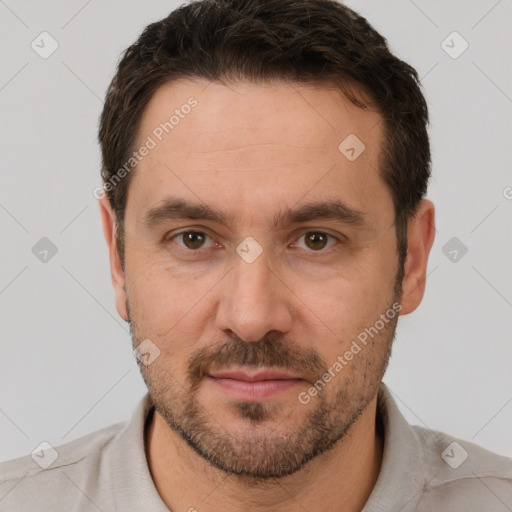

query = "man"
[1,0,511,510]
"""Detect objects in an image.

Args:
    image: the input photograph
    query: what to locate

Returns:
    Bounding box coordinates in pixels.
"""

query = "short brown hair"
[98,0,431,282]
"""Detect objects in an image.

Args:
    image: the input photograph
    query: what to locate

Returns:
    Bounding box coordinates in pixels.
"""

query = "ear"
[98,196,129,322]
[399,199,436,315]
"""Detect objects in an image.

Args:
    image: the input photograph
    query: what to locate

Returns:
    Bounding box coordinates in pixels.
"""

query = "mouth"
[206,368,304,401]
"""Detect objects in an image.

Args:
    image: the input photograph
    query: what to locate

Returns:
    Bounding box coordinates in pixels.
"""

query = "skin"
[99,79,435,512]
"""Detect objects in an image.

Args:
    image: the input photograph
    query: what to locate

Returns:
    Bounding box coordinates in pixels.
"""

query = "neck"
[145,395,383,512]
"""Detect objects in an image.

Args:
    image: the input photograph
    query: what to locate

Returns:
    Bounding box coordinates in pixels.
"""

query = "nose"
[215,250,293,342]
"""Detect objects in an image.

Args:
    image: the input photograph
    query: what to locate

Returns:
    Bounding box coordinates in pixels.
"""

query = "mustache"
[187,332,328,389]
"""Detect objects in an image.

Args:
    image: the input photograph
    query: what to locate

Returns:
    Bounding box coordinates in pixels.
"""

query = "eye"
[293,231,338,251]
[171,231,215,250]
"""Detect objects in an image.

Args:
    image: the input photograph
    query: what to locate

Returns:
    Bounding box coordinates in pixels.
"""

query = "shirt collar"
[111,393,169,511]
[362,382,426,511]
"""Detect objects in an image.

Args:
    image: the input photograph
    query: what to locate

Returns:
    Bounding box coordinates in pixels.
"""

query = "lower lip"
[207,376,303,400]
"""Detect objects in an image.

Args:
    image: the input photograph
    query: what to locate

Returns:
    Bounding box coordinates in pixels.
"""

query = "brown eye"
[304,232,329,250]
[180,231,208,250]
[292,231,339,252]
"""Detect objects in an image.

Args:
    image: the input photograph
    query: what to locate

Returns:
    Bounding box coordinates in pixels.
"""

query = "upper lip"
[208,369,301,381]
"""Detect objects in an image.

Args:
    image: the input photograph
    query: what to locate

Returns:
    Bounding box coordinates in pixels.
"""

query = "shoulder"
[413,425,512,511]
[0,421,126,510]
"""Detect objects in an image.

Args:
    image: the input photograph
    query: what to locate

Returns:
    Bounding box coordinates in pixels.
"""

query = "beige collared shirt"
[1,382,511,511]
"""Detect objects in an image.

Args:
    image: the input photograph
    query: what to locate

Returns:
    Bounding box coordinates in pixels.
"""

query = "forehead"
[138,78,382,153]
[126,79,392,230]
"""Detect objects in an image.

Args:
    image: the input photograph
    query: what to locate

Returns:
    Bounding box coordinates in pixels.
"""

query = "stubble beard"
[129,312,397,481]
[127,263,403,481]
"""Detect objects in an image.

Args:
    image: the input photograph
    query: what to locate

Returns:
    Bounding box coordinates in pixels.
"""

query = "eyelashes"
[168,230,342,253]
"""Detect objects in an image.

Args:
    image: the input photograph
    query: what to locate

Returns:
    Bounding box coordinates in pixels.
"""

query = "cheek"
[125,247,222,348]
[294,241,397,356]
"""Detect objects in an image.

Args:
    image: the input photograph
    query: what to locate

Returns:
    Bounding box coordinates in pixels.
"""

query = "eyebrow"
[142,197,368,230]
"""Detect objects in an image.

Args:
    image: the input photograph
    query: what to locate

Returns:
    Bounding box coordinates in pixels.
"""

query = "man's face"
[117,79,402,479]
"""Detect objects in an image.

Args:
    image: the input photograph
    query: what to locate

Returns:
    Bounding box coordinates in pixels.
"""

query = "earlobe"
[98,197,129,322]
[399,200,436,315]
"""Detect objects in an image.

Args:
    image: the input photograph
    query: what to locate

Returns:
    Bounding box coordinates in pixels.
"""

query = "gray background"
[1,0,511,462]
